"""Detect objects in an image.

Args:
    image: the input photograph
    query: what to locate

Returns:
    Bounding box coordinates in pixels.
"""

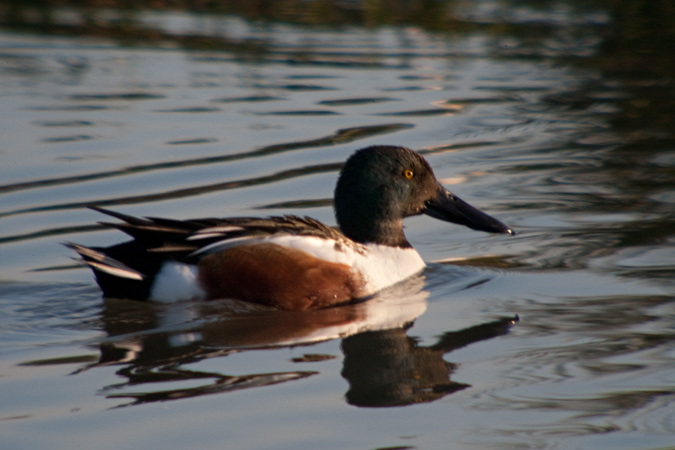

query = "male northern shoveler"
[67,145,513,310]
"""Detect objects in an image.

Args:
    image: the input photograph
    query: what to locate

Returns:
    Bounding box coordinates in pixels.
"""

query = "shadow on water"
[21,277,516,409]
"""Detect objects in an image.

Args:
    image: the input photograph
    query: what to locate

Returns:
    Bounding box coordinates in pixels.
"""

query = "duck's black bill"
[424,186,514,235]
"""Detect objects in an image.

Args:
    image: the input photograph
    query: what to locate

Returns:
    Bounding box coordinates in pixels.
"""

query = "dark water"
[1,2,674,449]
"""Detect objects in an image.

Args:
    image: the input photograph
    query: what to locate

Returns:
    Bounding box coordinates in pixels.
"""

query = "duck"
[66,145,513,310]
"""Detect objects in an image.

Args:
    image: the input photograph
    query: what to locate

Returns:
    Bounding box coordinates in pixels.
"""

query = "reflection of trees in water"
[550,1,675,136]
[539,1,675,280]
[4,0,673,105]
[4,0,672,130]
[2,0,458,32]
[2,1,669,59]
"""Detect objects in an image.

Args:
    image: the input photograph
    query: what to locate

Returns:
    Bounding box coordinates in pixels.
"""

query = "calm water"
[1,2,674,449]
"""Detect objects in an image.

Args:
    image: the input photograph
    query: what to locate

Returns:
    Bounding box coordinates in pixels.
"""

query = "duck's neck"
[337,215,412,248]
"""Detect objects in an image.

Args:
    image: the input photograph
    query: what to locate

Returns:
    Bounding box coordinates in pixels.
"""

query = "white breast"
[263,235,427,295]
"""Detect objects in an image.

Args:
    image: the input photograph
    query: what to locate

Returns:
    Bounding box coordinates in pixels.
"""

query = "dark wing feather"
[86,207,357,262]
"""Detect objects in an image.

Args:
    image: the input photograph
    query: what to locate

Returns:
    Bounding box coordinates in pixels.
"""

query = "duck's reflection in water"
[80,275,517,408]
[341,316,516,407]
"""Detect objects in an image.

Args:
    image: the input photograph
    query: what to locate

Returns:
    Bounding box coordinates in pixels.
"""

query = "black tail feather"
[64,240,158,300]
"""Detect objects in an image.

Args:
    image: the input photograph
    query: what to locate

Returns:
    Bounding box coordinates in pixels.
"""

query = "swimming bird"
[66,145,513,310]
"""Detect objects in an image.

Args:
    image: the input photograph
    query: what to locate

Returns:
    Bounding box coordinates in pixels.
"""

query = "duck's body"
[68,146,513,310]
[68,213,425,310]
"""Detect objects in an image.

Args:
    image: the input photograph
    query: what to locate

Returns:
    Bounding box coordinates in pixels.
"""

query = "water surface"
[1,2,674,449]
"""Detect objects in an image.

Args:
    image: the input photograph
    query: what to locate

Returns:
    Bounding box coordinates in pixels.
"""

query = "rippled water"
[1,3,674,449]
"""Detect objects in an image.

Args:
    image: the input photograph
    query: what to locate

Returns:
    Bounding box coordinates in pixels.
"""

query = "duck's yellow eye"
[404,169,414,179]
